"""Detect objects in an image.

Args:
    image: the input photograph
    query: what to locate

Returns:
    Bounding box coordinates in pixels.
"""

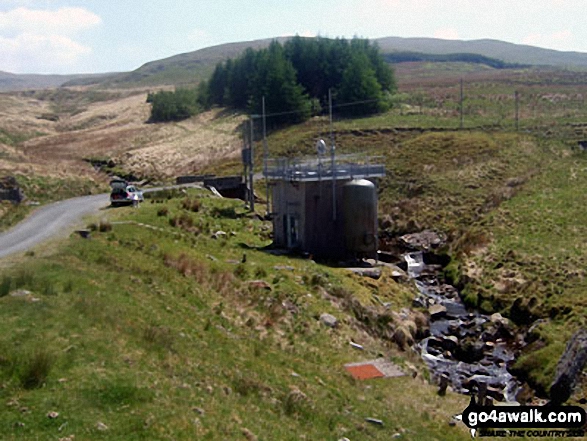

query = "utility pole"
[515,90,520,132]
[242,124,249,209]
[249,117,255,212]
[262,96,269,215]
[329,88,336,222]
[459,78,464,130]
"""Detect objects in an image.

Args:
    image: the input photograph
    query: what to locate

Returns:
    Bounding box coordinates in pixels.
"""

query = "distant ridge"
[376,37,587,67]
[0,71,120,92]
[2,36,587,91]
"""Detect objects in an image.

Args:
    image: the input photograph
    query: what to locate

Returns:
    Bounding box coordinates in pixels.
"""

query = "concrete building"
[264,153,385,260]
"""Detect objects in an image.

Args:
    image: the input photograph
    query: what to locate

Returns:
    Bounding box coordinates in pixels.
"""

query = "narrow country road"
[0,193,110,259]
[0,184,203,259]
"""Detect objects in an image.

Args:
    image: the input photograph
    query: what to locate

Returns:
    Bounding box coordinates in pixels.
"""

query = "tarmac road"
[0,184,204,260]
[0,193,110,259]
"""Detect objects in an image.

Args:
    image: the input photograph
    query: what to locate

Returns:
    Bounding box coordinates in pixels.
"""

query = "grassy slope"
[0,190,471,440]
[463,140,587,393]
[2,61,587,414]
[203,102,585,398]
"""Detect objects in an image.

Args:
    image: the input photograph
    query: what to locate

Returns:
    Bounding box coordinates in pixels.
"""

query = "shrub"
[181,197,201,212]
[0,276,11,297]
[19,349,54,389]
[98,220,112,232]
[143,325,174,351]
[157,207,169,217]
[149,89,201,123]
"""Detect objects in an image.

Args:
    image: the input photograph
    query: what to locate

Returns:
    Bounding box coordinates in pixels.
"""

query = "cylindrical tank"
[342,179,378,257]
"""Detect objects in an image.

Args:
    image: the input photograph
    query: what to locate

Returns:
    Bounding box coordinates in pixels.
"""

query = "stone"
[9,289,32,298]
[96,421,109,431]
[437,375,449,396]
[550,329,587,404]
[399,230,446,251]
[490,313,509,327]
[211,230,227,239]
[441,336,459,351]
[349,267,382,280]
[486,386,505,402]
[393,326,414,350]
[319,313,338,328]
[241,428,258,441]
[281,300,299,315]
[248,280,271,291]
[320,312,338,328]
[429,304,447,319]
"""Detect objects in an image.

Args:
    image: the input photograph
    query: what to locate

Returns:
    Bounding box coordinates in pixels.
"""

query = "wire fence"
[247,80,587,143]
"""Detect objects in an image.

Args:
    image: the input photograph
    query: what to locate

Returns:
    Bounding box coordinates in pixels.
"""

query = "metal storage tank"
[342,179,378,257]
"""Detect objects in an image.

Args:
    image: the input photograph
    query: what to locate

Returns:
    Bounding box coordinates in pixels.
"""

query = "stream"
[406,252,521,403]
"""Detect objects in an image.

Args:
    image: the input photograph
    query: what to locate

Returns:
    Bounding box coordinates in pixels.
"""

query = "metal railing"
[264,154,385,182]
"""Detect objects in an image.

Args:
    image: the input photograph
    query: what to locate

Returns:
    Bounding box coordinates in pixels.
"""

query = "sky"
[0,0,585,75]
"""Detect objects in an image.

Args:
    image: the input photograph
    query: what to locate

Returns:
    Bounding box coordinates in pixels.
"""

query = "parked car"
[109,179,144,206]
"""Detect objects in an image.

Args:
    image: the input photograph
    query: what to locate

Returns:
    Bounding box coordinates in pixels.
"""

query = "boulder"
[399,230,446,251]
[319,313,338,328]
[550,329,587,404]
[429,304,447,319]
[393,326,414,350]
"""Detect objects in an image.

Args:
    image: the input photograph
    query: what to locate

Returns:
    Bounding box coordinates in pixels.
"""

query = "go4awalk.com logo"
[454,396,586,438]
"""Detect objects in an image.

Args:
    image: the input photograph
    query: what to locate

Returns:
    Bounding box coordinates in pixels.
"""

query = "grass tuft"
[18,348,54,390]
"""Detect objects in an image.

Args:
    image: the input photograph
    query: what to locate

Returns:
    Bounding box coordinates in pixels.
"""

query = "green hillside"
[3,36,586,91]
[98,36,587,89]
[0,190,472,440]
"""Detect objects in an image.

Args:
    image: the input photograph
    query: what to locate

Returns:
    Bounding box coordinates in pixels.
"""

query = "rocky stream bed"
[411,266,521,403]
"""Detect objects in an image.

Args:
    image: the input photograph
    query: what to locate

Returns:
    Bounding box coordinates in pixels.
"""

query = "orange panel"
[345,363,385,380]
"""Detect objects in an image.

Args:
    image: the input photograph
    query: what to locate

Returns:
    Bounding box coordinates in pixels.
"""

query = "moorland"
[1,36,587,440]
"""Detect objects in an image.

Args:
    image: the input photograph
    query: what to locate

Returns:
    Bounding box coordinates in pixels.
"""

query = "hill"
[376,37,587,67]
[3,36,587,91]
[2,60,587,437]
[93,37,587,89]
[0,71,119,92]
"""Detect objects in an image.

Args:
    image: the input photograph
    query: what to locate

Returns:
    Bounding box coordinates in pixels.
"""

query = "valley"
[1,39,587,439]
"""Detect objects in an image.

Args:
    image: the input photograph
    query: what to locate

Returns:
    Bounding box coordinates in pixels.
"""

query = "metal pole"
[242,125,248,208]
[329,89,336,222]
[249,117,255,212]
[459,78,464,130]
[263,96,269,215]
[515,90,519,132]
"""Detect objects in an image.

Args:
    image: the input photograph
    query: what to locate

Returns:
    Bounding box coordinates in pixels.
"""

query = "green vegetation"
[5,55,587,436]
[0,128,43,146]
[196,72,587,399]
[149,37,397,124]
[147,88,203,122]
[0,189,471,440]
[384,51,528,69]
[207,37,395,123]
